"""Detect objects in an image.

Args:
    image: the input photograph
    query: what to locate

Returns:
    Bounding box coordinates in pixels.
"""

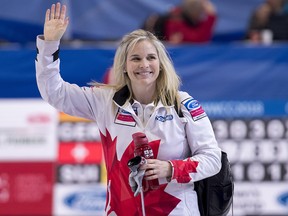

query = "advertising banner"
[53,184,106,216]
[0,99,57,215]
[0,99,58,161]
[53,113,106,216]
[204,100,288,216]
[0,162,54,216]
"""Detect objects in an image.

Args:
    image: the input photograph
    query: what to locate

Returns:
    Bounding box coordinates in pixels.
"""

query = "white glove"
[128,156,147,196]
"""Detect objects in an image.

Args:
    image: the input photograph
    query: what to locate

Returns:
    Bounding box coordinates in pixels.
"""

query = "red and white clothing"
[164,7,216,43]
[35,36,221,216]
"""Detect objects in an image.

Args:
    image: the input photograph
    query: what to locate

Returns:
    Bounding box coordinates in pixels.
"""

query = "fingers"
[142,160,158,178]
[140,159,155,170]
[60,5,67,21]
[50,3,55,19]
[141,159,172,180]
[55,2,61,19]
[45,9,50,22]
[44,2,69,41]
[146,168,157,176]
[47,2,67,21]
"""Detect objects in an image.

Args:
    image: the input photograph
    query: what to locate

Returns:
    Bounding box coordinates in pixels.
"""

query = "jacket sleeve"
[35,35,104,121]
[169,91,221,183]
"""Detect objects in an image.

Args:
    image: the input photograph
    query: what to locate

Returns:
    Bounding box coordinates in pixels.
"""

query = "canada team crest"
[114,108,136,126]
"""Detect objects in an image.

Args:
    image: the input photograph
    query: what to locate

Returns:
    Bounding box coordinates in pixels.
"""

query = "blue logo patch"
[119,108,131,114]
[155,114,173,122]
[64,191,106,211]
[278,192,288,207]
[183,98,200,111]
[182,97,206,121]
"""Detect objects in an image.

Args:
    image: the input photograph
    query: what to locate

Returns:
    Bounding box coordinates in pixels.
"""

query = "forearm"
[169,146,221,184]
[35,35,62,105]
[35,35,95,120]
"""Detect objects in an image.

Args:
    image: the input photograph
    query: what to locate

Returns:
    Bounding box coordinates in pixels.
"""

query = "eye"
[147,55,157,60]
[131,57,141,61]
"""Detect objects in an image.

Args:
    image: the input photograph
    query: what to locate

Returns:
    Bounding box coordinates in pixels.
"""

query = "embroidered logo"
[155,114,173,122]
[278,192,288,207]
[182,98,206,121]
[114,108,136,127]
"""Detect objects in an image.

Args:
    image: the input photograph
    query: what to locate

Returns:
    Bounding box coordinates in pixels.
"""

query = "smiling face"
[126,40,160,93]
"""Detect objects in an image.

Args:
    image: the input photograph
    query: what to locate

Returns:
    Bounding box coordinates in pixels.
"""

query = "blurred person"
[142,0,217,44]
[35,2,221,215]
[246,0,288,43]
[102,67,116,84]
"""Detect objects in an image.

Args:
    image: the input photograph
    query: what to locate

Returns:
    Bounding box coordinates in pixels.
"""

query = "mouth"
[135,71,153,75]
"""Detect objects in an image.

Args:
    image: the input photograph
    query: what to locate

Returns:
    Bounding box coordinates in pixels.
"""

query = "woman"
[36,2,221,216]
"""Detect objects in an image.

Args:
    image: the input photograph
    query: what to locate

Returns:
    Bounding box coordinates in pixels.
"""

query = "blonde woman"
[36,2,221,216]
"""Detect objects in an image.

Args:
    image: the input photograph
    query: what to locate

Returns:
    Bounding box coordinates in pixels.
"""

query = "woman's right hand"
[44,2,69,41]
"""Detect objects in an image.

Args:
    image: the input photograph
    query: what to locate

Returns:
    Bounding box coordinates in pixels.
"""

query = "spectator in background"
[105,0,217,84]
[102,67,115,84]
[142,0,217,44]
[247,0,288,43]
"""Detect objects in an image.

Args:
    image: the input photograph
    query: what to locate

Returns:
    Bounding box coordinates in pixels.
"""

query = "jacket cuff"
[36,35,60,57]
[169,159,199,183]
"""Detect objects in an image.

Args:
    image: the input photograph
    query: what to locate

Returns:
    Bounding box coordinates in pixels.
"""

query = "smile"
[135,71,153,75]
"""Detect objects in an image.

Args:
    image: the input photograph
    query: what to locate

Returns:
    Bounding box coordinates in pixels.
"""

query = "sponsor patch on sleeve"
[182,98,207,121]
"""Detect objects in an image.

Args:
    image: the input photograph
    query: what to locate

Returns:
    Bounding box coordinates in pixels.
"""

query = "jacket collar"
[113,85,131,106]
[113,85,176,111]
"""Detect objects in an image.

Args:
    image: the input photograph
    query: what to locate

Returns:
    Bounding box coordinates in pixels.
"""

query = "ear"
[123,66,127,73]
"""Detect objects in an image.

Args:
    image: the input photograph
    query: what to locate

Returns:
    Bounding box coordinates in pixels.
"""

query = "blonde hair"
[112,29,181,107]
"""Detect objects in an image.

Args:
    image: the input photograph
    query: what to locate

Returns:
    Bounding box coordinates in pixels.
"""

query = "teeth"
[136,72,151,75]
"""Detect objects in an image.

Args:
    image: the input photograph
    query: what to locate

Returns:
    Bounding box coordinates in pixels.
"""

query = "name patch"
[182,98,206,121]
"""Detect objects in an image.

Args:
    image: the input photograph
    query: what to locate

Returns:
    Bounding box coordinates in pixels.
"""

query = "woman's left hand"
[140,159,172,180]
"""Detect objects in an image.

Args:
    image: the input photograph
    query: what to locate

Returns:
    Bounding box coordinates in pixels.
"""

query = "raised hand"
[44,2,69,41]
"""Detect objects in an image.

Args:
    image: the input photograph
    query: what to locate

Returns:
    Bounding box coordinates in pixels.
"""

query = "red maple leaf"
[171,158,199,183]
[100,129,181,216]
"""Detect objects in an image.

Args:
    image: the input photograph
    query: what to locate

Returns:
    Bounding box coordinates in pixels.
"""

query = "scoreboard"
[204,100,288,215]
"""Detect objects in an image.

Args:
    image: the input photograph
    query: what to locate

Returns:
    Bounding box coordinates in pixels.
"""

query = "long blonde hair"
[112,29,181,107]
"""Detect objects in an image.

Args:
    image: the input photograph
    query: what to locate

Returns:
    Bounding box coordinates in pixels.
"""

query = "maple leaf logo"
[172,158,199,183]
[100,129,181,216]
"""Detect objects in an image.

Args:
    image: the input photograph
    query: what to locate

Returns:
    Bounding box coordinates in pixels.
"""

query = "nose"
[139,59,149,68]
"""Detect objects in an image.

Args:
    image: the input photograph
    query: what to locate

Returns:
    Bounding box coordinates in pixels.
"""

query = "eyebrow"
[129,53,157,58]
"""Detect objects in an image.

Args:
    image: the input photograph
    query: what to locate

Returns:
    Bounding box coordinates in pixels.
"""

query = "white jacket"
[35,36,221,216]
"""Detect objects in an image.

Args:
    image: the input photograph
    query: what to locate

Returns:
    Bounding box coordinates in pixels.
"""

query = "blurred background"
[0,0,288,215]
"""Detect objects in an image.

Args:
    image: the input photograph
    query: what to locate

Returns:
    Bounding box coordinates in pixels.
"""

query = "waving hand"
[44,2,69,41]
